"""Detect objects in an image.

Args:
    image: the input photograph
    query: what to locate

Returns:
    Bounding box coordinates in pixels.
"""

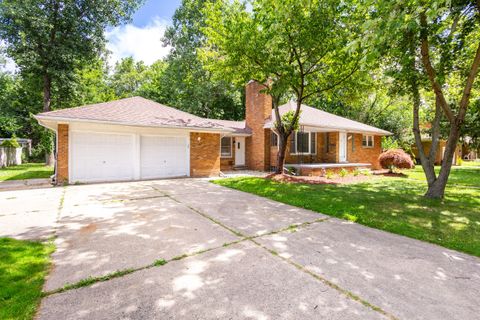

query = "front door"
[235,137,245,166]
[339,132,347,162]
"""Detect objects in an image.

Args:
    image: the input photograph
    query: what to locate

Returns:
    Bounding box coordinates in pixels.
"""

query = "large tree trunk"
[275,134,288,174]
[425,121,461,198]
[43,74,55,166]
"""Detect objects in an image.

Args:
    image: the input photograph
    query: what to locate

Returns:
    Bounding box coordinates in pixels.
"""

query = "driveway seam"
[160,186,397,320]
[42,237,249,297]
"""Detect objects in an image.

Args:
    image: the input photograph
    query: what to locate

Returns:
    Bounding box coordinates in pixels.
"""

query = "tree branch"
[302,58,361,100]
[419,12,455,122]
[458,41,480,121]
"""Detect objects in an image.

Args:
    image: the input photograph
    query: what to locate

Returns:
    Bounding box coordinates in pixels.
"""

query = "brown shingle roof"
[36,96,232,132]
[207,119,251,135]
[265,101,392,135]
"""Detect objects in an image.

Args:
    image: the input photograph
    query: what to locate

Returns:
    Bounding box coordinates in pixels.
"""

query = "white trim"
[220,136,232,158]
[362,134,374,148]
[35,115,234,134]
[290,131,317,155]
[263,121,391,136]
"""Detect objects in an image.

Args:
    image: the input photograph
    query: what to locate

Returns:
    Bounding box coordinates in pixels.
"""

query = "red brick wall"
[347,133,382,169]
[57,124,69,184]
[190,132,220,177]
[245,81,272,171]
[270,132,382,169]
[270,132,338,167]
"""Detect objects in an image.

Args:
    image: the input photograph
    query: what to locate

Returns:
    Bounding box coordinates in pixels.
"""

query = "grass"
[0,163,53,181]
[405,164,480,187]
[0,238,54,320]
[214,165,480,257]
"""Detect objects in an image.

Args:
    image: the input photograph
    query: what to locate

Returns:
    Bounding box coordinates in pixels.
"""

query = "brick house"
[35,81,390,184]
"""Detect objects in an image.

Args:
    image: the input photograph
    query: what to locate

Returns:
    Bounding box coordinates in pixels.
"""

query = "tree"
[202,0,365,173]
[162,0,243,120]
[370,0,480,198]
[109,57,148,98]
[311,70,414,149]
[0,0,142,163]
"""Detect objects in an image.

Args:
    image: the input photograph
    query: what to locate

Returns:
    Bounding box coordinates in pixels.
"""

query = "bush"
[381,136,400,150]
[1,138,20,148]
[379,149,414,172]
[325,169,334,179]
[339,168,348,177]
[353,168,360,176]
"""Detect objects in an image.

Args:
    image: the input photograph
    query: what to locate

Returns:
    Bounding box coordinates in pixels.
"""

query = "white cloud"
[106,17,172,67]
[0,56,17,73]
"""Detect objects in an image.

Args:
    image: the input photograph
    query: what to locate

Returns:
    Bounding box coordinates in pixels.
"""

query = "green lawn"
[405,164,480,187]
[0,238,54,320]
[214,166,480,257]
[0,163,53,181]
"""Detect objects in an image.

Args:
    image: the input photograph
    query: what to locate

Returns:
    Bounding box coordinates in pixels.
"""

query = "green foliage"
[278,111,300,133]
[0,238,54,320]
[160,0,244,119]
[325,170,334,179]
[382,137,400,150]
[353,168,360,176]
[153,259,167,266]
[0,138,20,148]
[339,168,348,177]
[214,167,480,256]
[110,57,148,98]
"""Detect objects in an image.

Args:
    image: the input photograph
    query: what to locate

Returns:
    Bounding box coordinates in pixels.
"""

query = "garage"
[70,131,189,183]
[140,135,189,180]
[70,131,136,183]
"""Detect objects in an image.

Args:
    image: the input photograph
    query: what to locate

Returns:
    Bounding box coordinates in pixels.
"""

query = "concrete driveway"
[1,179,479,319]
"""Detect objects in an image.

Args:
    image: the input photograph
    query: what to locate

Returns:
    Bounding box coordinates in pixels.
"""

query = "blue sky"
[132,0,182,27]
[106,0,182,66]
[1,1,181,72]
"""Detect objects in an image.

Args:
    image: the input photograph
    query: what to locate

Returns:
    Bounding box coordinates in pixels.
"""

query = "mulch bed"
[265,173,375,185]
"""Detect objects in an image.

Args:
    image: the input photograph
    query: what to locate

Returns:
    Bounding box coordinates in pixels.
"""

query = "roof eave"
[264,121,392,136]
[34,115,235,133]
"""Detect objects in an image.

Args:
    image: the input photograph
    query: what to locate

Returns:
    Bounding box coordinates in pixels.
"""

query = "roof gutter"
[263,122,392,136]
[34,115,235,134]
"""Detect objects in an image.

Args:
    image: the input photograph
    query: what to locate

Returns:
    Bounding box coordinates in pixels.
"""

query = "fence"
[0,147,22,168]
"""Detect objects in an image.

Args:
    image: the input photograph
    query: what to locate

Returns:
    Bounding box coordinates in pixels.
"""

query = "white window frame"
[290,131,317,155]
[271,131,279,150]
[220,136,232,158]
[362,135,374,148]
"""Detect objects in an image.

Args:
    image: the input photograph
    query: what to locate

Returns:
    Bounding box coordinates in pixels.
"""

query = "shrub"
[353,168,360,176]
[325,169,334,179]
[381,136,400,150]
[339,168,348,177]
[1,138,20,148]
[361,169,372,176]
[457,156,463,166]
[379,149,414,172]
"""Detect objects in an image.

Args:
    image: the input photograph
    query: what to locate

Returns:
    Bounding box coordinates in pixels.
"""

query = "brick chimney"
[245,80,272,171]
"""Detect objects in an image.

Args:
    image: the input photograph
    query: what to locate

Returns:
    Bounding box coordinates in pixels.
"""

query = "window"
[271,131,278,147]
[290,131,316,154]
[362,135,374,148]
[221,137,232,157]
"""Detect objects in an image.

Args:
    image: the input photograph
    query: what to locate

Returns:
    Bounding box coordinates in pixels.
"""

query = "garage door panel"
[71,132,135,183]
[140,136,188,179]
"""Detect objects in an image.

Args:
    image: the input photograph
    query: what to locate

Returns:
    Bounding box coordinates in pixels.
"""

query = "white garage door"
[140,135,189,179]
[71,132,135,183]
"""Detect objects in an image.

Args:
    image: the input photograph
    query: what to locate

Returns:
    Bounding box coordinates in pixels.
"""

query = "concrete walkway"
[2,178,479,319]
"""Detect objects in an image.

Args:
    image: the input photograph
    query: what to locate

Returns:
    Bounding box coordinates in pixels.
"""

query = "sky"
[105,0,182,66]
[1,0,182,72]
